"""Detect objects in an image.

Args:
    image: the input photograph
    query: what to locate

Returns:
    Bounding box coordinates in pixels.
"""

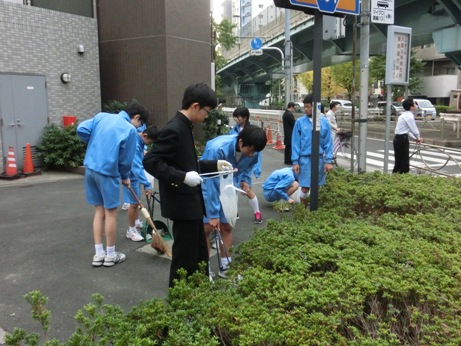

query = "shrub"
[36,124,86,169]
[102,100,127,113]
[7,170,461,345]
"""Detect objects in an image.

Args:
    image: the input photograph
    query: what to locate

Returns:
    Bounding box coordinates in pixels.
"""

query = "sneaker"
[254,212,262,224]
[218,268,229,279]
[92,254,105,267]
[126,229,144,242]
[121,203,130,210]
[135,219,143,229]
[103,252,126,267]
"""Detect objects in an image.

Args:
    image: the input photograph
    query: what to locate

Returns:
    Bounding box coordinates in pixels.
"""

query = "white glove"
[217,160,233,172]
[184,171,203,187]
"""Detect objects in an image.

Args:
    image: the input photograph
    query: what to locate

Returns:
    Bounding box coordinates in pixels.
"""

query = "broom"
[127,186,172,257]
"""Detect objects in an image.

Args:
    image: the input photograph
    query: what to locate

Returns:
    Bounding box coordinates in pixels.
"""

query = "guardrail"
[410,142,461,177]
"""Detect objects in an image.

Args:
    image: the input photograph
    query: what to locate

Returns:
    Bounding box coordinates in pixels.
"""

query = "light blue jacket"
[130,134,151,189]
[291,115,333,165]
[77,111,137,180]
[200,134,259,219]
[229,124,262,178]
[262,167,297,201]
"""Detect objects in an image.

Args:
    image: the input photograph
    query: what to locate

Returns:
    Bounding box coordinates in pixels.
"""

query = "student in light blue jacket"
[77,100,149,268]
[262,167,299,205]
[291,94,333,207]
[201,125,266,277]
[123,125,160,242]
[229,107,263,223]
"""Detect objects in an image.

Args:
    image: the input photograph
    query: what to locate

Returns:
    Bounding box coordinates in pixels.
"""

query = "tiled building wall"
[97,0,212,127]
[0,0,101,171]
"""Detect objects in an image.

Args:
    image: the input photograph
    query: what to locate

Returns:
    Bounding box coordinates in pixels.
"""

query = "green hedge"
[7,170,461,345]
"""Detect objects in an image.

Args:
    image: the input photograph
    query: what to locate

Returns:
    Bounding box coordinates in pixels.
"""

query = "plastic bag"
[219,172,238,228]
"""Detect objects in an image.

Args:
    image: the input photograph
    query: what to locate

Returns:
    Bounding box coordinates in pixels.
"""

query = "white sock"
[300,190,310,199]
[129,226,137,232]
[249,195,260,213]
[95,244,105,257]
[135,218,142,225]
[221,257,231,269]
[107,246,116,257]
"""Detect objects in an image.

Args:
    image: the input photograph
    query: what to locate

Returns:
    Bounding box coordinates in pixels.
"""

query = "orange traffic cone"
[5,146,18,176]
[273,131,285,150]
[23,143,34,174]
[266,124,273,145]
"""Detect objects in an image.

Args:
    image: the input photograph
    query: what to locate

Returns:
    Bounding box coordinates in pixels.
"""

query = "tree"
[212,18,238,70]
[212,18,238,99]
[369,52,424,100]
[330,61,362,100]
[297,67,347,101]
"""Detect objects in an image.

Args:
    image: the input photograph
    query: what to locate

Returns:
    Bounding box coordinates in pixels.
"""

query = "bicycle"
[332,129,358,170]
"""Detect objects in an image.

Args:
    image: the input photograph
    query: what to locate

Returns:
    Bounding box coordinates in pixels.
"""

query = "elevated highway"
[217,0,461,105]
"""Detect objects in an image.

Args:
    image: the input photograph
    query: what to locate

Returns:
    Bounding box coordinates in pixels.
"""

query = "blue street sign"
[250,37,263,50]
[289,0,360,15]
[317,0,338,13]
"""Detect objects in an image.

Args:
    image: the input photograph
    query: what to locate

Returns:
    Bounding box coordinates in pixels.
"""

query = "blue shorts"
[203,207,228,225]
[122,180,140,205]
[298,156,326,188]
[263,189,283,202]
[84,168,120,209]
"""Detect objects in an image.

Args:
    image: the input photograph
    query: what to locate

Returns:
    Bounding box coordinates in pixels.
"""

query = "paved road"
[0,145,287,343]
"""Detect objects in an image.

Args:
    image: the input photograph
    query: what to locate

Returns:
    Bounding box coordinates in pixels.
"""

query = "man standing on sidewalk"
[282,102,296,165]
[393,98,423,174]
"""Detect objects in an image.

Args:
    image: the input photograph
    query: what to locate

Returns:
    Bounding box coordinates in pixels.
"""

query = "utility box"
[62,115,77,126]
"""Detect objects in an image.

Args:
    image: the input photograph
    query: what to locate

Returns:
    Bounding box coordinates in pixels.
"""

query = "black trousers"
[284,144,292,165]
[169,219,209,287]
[393,134,410,173]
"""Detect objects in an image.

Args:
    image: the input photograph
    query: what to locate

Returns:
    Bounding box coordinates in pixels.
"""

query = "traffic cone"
[266,124,273,145]
[23,143,34,174]
[273,131,285,150]
[5,146,18,176]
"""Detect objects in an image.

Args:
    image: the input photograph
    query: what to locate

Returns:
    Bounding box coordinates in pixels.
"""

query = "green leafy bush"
[7,170,461,345]
[36,124,86,169]
[102,100,127,113]
[196,108,230,156]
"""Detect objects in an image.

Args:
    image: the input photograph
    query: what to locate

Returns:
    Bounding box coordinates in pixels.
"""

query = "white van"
[413,99,436,120]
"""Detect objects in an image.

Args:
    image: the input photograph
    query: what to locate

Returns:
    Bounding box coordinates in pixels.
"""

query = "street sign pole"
[310,10,322,211]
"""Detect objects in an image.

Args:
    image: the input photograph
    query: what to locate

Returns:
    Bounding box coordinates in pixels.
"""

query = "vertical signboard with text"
[385,26,412,86]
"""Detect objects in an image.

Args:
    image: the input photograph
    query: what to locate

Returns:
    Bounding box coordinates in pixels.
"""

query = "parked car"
[376,101,405,120]
[413,99,437,120]
[331,99,357,117]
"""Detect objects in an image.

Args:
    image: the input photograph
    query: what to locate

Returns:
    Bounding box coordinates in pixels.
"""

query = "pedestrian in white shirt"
[393,98,423,173]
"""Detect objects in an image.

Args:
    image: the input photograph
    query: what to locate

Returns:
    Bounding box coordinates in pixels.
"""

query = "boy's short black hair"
[287,102,296,108]
[182,83,218,110]
[125,99,150,125]
[303,94,313,105]
[402,98,414,111]
[237,124,267,152]
[233,107,250,122]
[143,125,160,141]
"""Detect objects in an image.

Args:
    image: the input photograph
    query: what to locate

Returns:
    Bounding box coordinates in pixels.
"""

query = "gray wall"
[0,0,101,171]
